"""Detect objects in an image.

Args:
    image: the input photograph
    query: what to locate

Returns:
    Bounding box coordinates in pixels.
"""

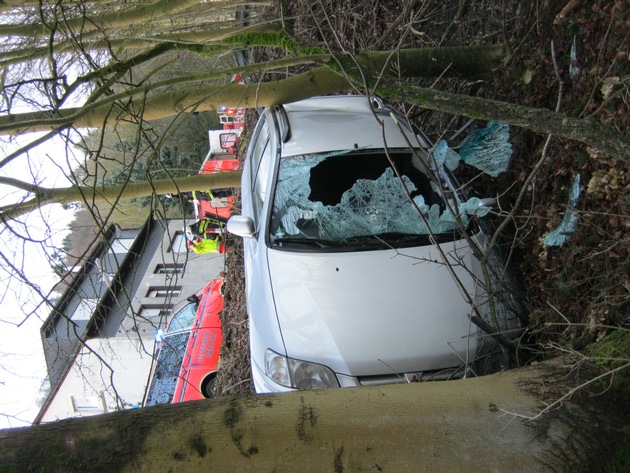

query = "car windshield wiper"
[340,233,426,248]
[273,231,459,250]
[272,237,341,249]
[343,231,458,248]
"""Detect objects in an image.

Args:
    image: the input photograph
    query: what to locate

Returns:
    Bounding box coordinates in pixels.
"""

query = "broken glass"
[432,122,512,178]
[433,140,461,171]
[458,121,512,177]
[270,149,487,250]
[544,173,581,247]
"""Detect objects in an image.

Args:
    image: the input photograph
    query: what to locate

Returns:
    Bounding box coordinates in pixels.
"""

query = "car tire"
[201,374,217,398]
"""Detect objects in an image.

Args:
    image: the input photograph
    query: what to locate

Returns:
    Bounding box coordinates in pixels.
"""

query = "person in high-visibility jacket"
[187,217,224,238]
[188,237,226,254]
[186,217,226,254]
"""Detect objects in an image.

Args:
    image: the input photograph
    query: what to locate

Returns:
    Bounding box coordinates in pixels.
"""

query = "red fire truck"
[195,129,241,221]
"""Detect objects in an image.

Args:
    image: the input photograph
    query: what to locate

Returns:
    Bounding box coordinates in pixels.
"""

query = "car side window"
[250,120,271,219]
[253,140,271,216]
[249,119,269,190]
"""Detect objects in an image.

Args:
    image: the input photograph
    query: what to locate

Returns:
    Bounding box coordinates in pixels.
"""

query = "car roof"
[280,95,421,157]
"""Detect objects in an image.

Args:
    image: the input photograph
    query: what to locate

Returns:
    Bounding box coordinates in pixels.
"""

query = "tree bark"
[0,0,200,38]
[1,39,627,161]
[0,172,243,222]
[1,42,505,135]
[381,85,630,162]
[0,65,348,134]
[0,359,625,473]
[0,22,282,67]
[356,44,506,81]
[2,63,628,163]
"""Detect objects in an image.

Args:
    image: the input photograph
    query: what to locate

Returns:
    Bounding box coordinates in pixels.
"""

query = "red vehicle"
[199,155,239,174]
[143,278,224,406]
[172,277,224,402]
[219,107,245,131]
[217,74,245,131]
[195,130,241,221]
[196,157,239,221]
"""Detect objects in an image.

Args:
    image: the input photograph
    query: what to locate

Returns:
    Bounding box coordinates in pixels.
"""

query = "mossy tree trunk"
[355,44,506,80]
[1,37,627,161]
[381,85,630,162]
[0,0,200,38]
[0,23,283,67]
[0,44,506,135]
[0,359,625,473]
[0,172,243,221]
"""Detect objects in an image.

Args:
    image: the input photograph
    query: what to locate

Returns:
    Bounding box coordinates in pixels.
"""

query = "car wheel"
[201,374,217,398]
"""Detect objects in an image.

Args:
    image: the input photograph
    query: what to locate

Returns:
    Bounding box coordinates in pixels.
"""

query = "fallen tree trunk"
[382,85,630,162]
[0,171,243,222]
[0,44,505,135]
[0,358,626,472]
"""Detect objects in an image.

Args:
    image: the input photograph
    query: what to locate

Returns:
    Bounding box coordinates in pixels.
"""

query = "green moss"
[589,329,630,387]
[179,43,231,59]
[222,31,327,56]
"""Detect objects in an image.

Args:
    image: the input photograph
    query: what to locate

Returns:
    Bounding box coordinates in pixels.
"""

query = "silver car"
[228,95,522,393]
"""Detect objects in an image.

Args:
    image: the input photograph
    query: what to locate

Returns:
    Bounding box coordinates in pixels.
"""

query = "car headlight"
[264,349,339,389]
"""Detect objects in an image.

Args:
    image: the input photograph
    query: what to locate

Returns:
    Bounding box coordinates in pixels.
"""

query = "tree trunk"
[3,63,629,163]
[2,40,627,161]
[356,44,506,80]
[0,65,348,134]
[0,359,625,473]
[382,85,630,162]
[0,23,282,67]
[0,172,243,221]
[1,42,505,135]
[0,0,200,38]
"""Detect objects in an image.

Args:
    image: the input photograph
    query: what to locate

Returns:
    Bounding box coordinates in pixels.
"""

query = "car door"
[241,113,274,296]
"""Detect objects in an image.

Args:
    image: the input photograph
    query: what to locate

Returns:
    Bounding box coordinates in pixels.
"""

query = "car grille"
[357,366,467,387]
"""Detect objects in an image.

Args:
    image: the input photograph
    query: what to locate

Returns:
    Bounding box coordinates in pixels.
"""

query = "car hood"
[266,240,481,377]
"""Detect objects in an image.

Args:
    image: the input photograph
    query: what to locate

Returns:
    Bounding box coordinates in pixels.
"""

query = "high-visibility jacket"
[197,218,211,234]
[190,238,225,254]
[189,218,222,237]
[191,190,213,201]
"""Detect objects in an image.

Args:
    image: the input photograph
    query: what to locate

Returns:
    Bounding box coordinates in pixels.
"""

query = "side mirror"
[227,215,257,238]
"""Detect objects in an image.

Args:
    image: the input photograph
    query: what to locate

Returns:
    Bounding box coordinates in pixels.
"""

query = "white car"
[228,95,522,393]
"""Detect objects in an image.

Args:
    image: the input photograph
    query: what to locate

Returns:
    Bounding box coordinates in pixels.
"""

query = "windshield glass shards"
[270,149,472,250]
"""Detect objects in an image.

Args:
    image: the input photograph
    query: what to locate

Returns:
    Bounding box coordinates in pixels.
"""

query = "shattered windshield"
[270,149,467,250]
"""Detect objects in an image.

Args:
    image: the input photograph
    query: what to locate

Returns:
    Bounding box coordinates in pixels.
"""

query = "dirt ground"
[214,0,629,396]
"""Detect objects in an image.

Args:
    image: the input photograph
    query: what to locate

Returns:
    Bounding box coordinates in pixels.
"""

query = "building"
[34,215,225,423]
